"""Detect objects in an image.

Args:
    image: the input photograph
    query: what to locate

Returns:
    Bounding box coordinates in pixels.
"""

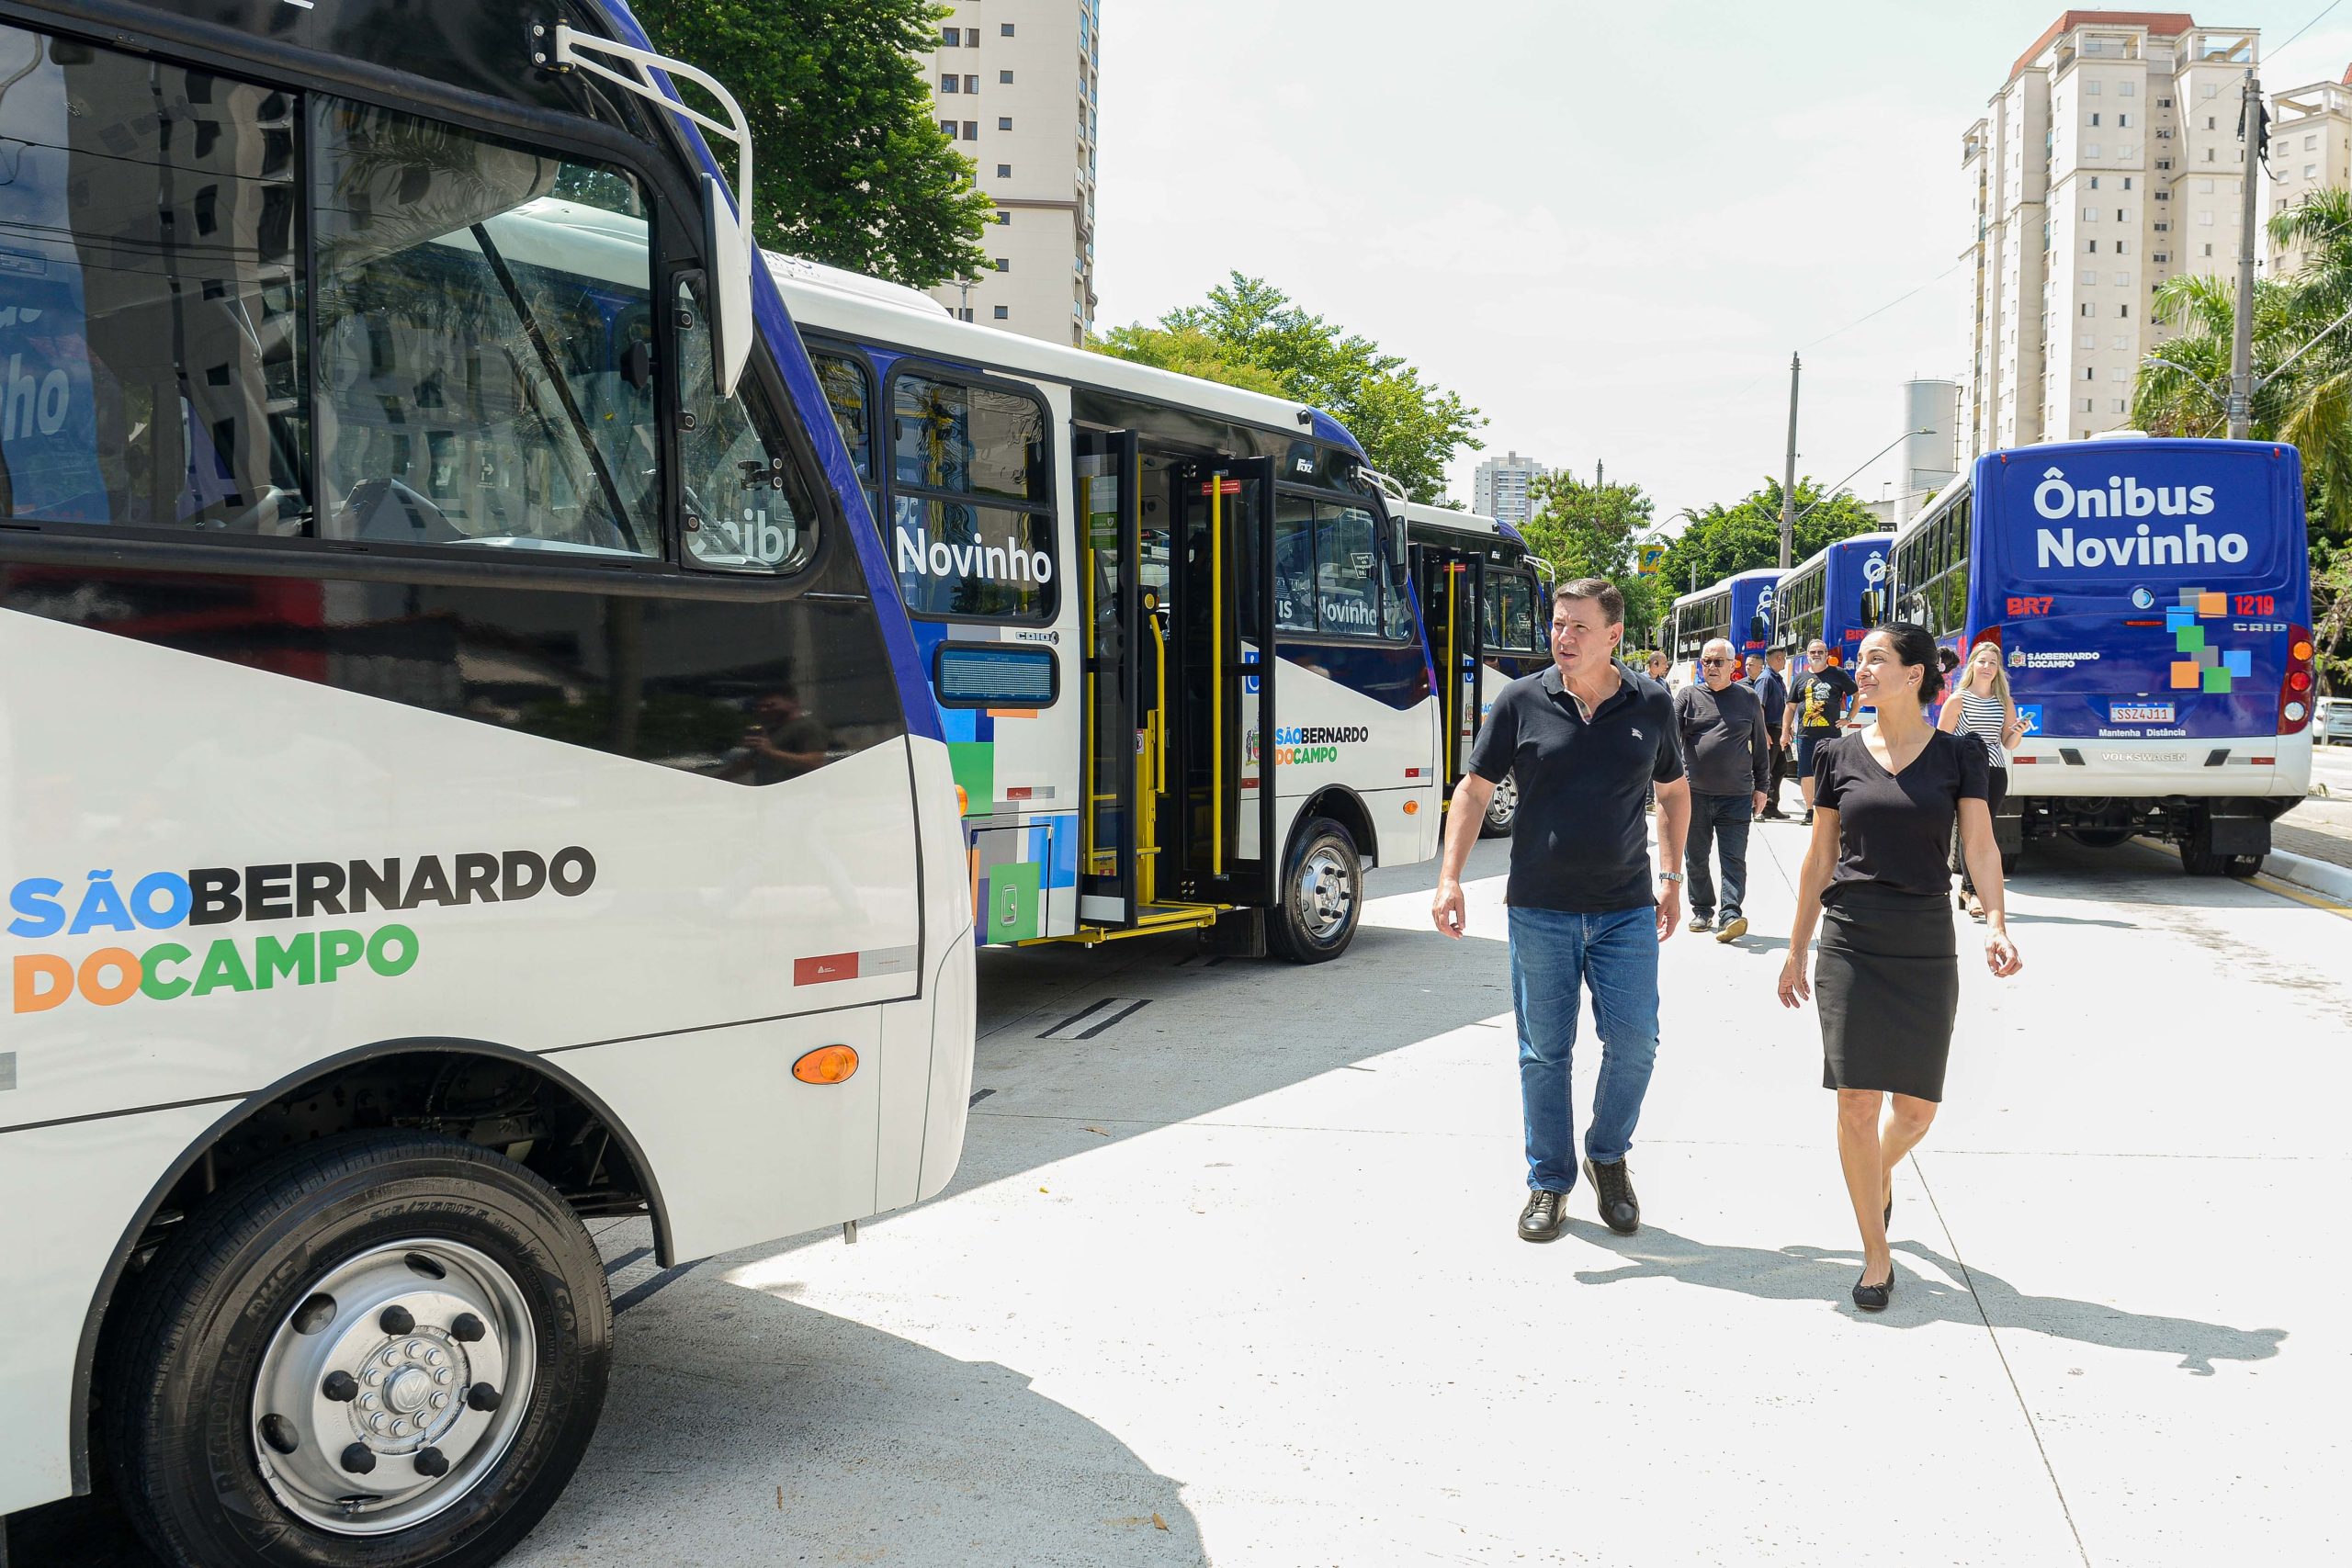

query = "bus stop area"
[18,825,2343,1568]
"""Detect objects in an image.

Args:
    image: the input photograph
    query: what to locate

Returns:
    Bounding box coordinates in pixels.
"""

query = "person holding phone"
[1778,624,2022,1312]
[1938,641,2028,921]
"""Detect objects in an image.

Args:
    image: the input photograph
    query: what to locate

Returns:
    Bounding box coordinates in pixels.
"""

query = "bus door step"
[1037,901,1233,947]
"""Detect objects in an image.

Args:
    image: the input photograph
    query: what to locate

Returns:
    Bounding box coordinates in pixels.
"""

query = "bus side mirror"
[702,173,754,398]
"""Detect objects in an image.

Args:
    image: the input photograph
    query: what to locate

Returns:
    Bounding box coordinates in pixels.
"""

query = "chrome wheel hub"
[1297,844,1356,942]
[250,1239,536,1536]
[1487,775,1519,829]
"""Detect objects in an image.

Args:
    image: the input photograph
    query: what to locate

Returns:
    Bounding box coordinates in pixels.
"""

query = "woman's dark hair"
[1869,621,1946,705]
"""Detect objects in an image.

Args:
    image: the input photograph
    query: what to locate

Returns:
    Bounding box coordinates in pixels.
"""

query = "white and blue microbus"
[1400,501,1551,838]
[775,265,1445,963]
[1665,568,1781,690]
[1894,437,2315,875]
[0,3,973,1564]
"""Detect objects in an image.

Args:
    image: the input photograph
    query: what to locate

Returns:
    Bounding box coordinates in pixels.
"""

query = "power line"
[1799,257,1973,353]
[2278,0,2346,56]
[1729,256,1972,396]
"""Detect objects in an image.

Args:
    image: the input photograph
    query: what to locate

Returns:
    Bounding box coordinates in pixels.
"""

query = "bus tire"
[102,1131,611,1568]
[1267,817,1363,964]
[2063,827,2133,850]
[1479,774,1518,838]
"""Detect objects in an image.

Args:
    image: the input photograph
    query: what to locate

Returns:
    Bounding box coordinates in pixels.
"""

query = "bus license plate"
[2109,701,2176,724]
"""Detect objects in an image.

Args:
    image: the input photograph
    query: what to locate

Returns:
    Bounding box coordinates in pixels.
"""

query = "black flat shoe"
[1582,1156,1641,1235]
[1852,1266,1894,1312]
[1518,1189,1567,1243]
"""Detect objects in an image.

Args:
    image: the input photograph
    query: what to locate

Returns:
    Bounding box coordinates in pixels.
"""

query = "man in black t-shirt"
[1786,637,1857,826]
[1431,578,1690,1245]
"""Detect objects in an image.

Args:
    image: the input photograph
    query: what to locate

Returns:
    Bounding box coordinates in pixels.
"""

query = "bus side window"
[674,277,817,574]
[311,98,658,558]
[886,371,1054,619]
[1272,491,1318,631]
[810,349,875,506]
[0,26,307,533]
[1314,502,1386,638]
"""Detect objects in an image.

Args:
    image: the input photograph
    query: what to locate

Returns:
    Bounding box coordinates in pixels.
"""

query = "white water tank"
[1898,379,1962,525]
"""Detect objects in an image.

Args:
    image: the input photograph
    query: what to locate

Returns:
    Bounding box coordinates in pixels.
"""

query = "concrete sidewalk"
[506,826,2343,1567]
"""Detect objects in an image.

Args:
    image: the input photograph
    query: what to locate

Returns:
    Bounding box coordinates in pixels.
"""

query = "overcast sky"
[1091,1,2352,528]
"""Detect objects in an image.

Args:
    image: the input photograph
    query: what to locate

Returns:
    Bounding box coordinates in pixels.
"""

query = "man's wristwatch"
[1659,872,1685,886]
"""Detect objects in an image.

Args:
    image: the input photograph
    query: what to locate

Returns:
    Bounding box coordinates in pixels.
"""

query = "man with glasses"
[1674,639,1770,942]
[1787,637,1858,826]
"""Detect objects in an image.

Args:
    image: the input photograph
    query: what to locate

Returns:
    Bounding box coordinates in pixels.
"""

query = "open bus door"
[1412,539,1485,802]
[1075,431,1143,929]
[1170,457,1278,910]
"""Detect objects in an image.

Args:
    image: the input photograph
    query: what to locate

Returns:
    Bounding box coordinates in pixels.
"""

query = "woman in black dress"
[1777,624,2022,1311]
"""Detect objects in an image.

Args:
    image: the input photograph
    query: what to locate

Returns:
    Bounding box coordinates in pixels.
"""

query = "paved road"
[17,826,2346,1565]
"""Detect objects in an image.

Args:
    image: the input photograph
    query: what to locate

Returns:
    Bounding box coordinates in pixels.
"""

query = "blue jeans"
[1507,905,1662,1192]
[1686,790,1753,921]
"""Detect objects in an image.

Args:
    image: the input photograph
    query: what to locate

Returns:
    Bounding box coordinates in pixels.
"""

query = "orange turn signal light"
[2292,638,2315,660]
[1402,799,1420,815]
[956,784,970,816]
[792,1044,861,1085]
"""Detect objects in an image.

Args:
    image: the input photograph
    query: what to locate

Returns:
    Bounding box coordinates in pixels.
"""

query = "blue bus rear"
[1950,438,2313,873]
[1729,571,1779,659]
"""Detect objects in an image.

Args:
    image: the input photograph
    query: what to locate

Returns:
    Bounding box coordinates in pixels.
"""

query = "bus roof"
[1783,531,1895,581]
[1668,566,1781,610]
[1399,501,1507,538]
[767,264,1365,458]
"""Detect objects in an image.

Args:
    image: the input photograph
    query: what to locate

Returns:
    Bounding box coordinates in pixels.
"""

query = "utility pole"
[1778,353,1801,569]
[1596,460,1604,490]
[2230,71,2263,439]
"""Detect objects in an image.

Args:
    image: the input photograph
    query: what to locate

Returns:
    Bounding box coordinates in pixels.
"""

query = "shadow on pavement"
[516,1281,1205,1567]
[1565,1220,2287,1377]
[9,1283,1208,1568]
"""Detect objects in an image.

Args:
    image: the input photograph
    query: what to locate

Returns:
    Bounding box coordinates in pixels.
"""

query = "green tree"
[1087,323,1287,398]
[1519,475,1665,646]
[1654,478,1885,610]
[641,0,993,288]
[1092,274,1484,501]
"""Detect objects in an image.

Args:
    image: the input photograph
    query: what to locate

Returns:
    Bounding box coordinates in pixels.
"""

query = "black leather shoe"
[1853,1264,1894,1312]
[1582,1156,1640,1235]
[1518,1189,1567,1243]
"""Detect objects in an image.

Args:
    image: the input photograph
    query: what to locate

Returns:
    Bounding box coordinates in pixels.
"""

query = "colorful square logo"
[2165,588,2249,694]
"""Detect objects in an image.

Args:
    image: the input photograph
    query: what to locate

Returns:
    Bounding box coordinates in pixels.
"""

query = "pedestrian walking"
[1776,623,2022,1311]
[1750,650,1792,818]
[1676,639,1770,942]
[1645,649,1669,683]
[1432,579,1690,1244]
[1786,638,1856,826]
[1938,641,2027,921]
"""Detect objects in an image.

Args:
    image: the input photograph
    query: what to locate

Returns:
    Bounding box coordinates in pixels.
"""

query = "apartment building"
[919,0,1101,345]
[1472,451,1551,528]
[2268,72,2352,277]
[1962,12,2259,454]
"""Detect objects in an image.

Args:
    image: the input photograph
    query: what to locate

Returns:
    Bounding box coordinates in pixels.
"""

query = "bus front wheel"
[1268,818,1363,964]
[103,1131,611,1568]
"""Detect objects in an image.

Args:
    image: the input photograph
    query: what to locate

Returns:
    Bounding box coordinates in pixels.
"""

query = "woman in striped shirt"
[1937,643,2027,919]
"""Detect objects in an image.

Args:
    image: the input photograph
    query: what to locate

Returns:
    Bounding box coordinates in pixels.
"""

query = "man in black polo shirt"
[1430,578,1690,1244]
